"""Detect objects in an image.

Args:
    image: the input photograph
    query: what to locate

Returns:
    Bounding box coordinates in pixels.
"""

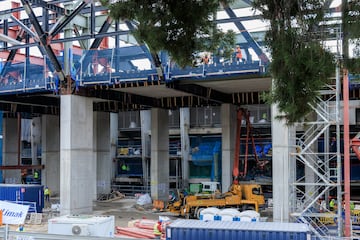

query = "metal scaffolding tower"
[290,62,343,238]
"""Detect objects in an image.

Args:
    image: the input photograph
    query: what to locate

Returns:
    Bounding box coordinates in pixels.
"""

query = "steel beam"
[92,89,161,108]
[168,82,232,104]
[92,94,221,111]
[125,21,163,78]
[49,0,90,38]
[0,95,59,107]
[222,5,270,64]
[28,0,65,15]
[0,165,44,170]
[77,16,113,76]
[10,15,37,39]
[0,102,59,115]
[0,30,26,76]
[0,32,23,46]
[90,16,113,49]
[73,25,87,50]
[21,0,65,80]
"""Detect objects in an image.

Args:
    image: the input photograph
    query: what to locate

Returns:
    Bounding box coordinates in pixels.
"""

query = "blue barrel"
[0,184,44,213]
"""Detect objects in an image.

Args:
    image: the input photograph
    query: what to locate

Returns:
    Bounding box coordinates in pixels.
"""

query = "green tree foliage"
[253,0,335,124]
[100,0,235,67]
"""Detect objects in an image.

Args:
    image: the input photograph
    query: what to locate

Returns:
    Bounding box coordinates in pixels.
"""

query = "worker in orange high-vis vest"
[235,45,243,62]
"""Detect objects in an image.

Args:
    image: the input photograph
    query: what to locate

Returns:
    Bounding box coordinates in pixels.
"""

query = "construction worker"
[121,163,130,172]
[44,186,51,203]
[350,201,355,214]
[33,170,39,181]
[21,169,27,184]
[235,45,243,62]
[16,224,24,232]
[329,198,336,211]
[153,220,162,239]
[202,54,209,64]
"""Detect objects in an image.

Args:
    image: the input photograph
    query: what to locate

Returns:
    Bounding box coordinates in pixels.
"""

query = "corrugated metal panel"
[166,220,310,240]
[0,184,44,213]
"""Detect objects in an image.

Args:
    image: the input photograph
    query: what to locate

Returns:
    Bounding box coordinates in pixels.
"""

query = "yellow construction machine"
[166,182,265,219]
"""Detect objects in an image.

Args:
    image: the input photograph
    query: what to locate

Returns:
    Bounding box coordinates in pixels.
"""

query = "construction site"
[0,0,359,239]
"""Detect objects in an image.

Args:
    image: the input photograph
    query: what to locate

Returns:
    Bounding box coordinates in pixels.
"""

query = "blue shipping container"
[166,220,310,240]
[0,184,44,213]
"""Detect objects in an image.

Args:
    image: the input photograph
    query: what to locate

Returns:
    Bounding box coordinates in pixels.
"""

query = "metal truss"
[290,79,343,238]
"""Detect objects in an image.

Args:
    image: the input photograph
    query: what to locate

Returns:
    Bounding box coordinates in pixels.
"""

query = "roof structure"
[0,0,347,115]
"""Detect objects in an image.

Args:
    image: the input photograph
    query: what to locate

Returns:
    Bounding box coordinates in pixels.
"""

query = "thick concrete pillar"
[95,112,113,196]
[140,110,151,184]
[42,115,60,195]
[221,104,236,192]
[150,108,169,202]
[3,118,20,183]
[60,95,94,215]
[271,104,295,222]
[180,108,190,189]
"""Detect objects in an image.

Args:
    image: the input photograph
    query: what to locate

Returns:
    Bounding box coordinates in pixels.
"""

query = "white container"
[48,215,114,237]
[219,208,241,221]
[199,207,220,221]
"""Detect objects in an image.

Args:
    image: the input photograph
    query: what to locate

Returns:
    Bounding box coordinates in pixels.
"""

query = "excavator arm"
[232,109,243,184]
[233,108,259,184]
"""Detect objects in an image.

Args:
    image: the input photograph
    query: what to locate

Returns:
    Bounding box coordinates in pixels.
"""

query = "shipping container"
[0,184,44,213]
[166,220,310,240]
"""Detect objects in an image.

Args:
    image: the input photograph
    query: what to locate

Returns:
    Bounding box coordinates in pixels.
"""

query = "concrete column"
[3,117,20,183]
[140,110,151,184]
[221,104,236,192]
[42,115,60,195]
[150,108,169,202]
[95,112,113,196]
[60,95,94,215]
[271,104,295,222]
[180,108,190,189]
[31,117,41,166]
[110,113,118,183]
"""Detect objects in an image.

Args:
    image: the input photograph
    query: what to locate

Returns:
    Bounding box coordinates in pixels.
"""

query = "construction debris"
[115,219,168,239]
[97,191,125,202]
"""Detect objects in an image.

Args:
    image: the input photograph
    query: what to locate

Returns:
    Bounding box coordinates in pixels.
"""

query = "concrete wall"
[42,115,60,196]
[3,118,20,183]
